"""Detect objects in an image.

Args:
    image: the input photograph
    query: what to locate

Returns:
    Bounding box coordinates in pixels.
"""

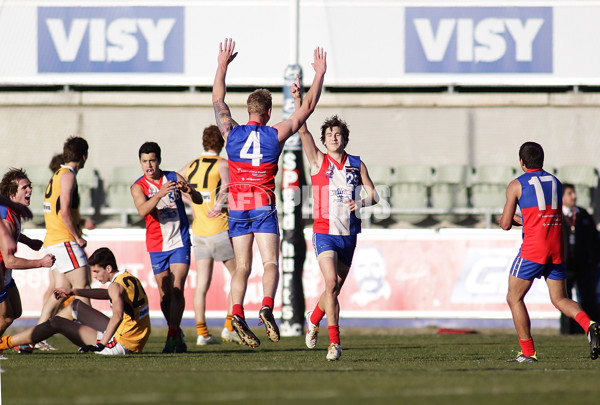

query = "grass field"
[2,326,600,404]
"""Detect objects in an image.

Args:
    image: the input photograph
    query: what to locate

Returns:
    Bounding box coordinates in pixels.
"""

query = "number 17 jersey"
[225,123,281,211]
[517,169,563,265]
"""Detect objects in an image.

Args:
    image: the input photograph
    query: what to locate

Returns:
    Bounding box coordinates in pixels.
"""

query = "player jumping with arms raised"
[212,38,326,348]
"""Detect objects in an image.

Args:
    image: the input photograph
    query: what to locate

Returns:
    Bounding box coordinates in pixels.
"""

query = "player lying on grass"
[499,141,600,362]
[0,247,151,355]
[291,76,379,361]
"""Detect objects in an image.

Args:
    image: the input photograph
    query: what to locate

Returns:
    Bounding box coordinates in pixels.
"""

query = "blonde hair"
[247,89,272,115]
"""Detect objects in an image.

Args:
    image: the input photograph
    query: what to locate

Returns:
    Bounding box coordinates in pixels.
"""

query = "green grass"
[2,327,600,404]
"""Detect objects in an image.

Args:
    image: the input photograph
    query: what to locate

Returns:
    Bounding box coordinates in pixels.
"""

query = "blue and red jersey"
[517,169,563,265]
[225,122,281,211]
[312,153,362,236]
[0,205,20,284]
[133,171,190,253]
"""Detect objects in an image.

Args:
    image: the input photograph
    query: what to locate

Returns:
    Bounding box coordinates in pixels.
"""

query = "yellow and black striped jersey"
[111,271,151,353]
[185,154,229,237]
[43,166,81,246]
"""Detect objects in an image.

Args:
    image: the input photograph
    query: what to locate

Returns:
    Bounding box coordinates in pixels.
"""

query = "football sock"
[519,337,535,357]
[224,314,234,331]
[328,325,340,345]
[311,305,325,326]
[232,304,244,319]
[196,322,209,338]
[0,336,13,351]
[262,297,274,310]
[575,311,592,331]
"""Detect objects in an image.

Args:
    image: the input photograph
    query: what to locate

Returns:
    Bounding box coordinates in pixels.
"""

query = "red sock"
[232,304,244,319]
[519,337,535,357]
[311,304,325,325]
[328,325,340,345]
[262,297,274,310]
[575,311,592,332]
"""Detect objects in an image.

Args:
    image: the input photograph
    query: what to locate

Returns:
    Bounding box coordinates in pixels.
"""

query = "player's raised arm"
[291,74,323,173]
[212,38,239,140]
[499,179,522,230]
[274,47,327,143]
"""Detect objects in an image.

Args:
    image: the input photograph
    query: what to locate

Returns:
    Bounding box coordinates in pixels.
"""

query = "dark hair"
[518,141,544,169]
[62,136,88,163]
[138,142,161,162]
[562,183,575,195]
[0,168,29,198]
[49,153,64,173]
[88,247,118,270]
[203,125,224,152]
[320,115,350,147]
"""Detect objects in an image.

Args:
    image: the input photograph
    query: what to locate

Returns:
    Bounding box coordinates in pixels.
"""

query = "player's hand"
[176,181,192,194]
[159,180,177,197]
[40,254,55,268]
[83,218,96,230]
[311,47,327,75]
[290,74,302,100]
[79,343,105,353]
[218,38,238,68]
[347,199,358,212]
[76,236,87,249]
[53,287,73,299]
[207,203,223,218]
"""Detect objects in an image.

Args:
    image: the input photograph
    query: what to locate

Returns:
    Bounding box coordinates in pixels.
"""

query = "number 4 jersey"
[517,169,563,265]
[225,123,281,211]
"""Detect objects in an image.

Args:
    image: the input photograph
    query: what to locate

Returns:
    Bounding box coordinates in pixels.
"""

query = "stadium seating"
[556,164,598,211]
[102,165,141,226]
[389,164,433,224]
[470,164,516,209]
[430,164,470,223]
[76,168,98,215]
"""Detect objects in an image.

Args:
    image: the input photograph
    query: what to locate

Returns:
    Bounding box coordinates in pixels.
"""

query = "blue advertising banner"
[405,7,552,74]
[38,7,184,73]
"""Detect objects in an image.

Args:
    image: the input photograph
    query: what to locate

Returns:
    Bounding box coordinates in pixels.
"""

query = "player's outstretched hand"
[290,74,302,100]
[311,47,327,75]
[79,343,105,353]
[218,38,238,68]
[53,287,73,300]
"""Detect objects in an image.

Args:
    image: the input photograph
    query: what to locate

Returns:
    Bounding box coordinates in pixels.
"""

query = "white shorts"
[45,242,87,273]
[192,231,235,262]
[95,331,132,355]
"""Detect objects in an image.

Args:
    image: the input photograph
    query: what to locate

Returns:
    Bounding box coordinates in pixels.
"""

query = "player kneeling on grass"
[0,247,151,355]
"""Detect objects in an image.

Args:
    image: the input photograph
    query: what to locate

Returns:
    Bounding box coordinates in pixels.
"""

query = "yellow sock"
[196,322,209,338]
[0,336,13,351]
[224,314,233,332]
